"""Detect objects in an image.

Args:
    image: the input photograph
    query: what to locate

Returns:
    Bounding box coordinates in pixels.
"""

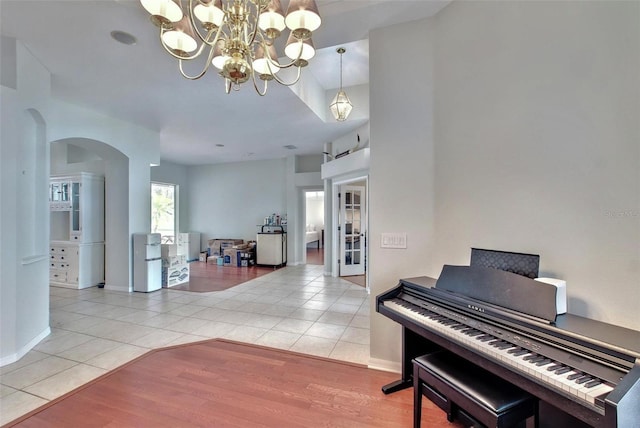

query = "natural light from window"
[151,182,176,243]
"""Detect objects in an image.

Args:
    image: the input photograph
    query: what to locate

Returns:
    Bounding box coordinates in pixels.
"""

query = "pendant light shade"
[330,89,353,122]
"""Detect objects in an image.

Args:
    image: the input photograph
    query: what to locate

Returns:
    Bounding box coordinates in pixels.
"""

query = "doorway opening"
[305,190,324,265]
[331,177,368,290]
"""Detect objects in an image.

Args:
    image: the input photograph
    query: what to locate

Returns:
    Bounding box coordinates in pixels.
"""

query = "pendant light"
[329,47,353,121]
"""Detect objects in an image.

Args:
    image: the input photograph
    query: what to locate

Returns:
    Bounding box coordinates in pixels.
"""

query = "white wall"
[433,1,640,328]
[329,124,370,157]
[1,39,51,365]
[46,99,160,292]
[2,33,164,363]
[188,158,287,244]
[368,1,640,368]
[369,18,436,368]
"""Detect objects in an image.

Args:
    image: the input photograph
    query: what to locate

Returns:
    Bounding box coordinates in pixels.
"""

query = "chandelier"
[139,0,321,95]
[329,47,353,121]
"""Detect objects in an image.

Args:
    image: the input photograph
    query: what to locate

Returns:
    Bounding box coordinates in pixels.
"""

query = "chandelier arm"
[263,49,279,77]
[186,0,219,46]
[177,41,217,80]
[250,69,269,97]
[269,64,302,86]
[245,2,265,49]
[159,25,218,62]
[246,52,268,96]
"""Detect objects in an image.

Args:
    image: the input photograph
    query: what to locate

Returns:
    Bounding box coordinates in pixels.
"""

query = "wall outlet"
[381,233,407,249]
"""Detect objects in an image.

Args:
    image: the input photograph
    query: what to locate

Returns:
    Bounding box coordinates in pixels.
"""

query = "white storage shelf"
[49,172,105,289]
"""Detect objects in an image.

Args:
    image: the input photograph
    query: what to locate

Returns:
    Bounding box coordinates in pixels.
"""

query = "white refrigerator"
[133,233,162,292]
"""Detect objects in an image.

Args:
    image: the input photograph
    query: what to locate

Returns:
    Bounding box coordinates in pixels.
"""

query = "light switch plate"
[381,233,407,249]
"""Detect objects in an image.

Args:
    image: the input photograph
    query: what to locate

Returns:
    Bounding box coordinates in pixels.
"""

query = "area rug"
[169,262,277,292]
[4,339,458,428]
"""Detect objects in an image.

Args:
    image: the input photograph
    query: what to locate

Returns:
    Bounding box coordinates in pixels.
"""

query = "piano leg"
[382,378,413,394]
[381,327,441,395]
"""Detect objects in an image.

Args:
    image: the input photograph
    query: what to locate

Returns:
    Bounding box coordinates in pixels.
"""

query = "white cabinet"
[49,242,104,289]
[256,231,287,267]
[49,179,72,210]
[50,173,104,243]
[50,172,104,289]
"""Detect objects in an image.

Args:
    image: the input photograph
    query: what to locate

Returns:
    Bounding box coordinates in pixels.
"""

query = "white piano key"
[383,300,614,409]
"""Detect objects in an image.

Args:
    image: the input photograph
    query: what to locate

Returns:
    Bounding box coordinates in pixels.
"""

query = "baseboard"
[368,357,401,374]
[0,326,51,367]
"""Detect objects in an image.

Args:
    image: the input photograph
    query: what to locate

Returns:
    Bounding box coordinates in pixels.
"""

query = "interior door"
[339,185,365,276]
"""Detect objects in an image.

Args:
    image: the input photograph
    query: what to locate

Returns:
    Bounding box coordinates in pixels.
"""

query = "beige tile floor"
[0,264,370,425]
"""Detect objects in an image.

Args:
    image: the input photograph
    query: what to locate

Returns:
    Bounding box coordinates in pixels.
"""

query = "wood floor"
[306,246,324,265]
[6,339,463,428]
[171,262,277,292]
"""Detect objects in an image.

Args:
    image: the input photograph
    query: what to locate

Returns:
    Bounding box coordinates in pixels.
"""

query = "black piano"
[377,266,640,428]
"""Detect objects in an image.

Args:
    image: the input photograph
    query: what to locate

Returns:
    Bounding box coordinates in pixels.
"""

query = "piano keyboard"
[384,298,614,409]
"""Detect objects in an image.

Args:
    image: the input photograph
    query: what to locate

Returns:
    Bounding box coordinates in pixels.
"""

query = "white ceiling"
[1,0,449,165]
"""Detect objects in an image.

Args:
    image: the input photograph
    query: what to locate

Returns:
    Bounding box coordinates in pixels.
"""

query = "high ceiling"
[1,0,449,165]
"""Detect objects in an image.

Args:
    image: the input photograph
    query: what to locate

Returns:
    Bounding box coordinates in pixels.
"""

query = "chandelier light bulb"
[141,0,183,26]
[193,0,224,30]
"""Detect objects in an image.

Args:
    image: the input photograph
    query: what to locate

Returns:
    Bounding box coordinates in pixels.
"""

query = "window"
[151,182,176,243]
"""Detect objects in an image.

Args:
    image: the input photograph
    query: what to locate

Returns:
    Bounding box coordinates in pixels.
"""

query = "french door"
[339,185,366,276]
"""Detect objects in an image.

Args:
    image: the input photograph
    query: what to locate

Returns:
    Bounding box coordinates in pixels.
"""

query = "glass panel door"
[339,185,365,276]
[71,181,81,237]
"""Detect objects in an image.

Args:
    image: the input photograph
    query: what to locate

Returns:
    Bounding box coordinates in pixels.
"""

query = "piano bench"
[413,352,538,428]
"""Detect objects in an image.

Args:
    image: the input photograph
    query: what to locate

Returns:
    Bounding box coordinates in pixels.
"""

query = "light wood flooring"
[5,339,462,428]
[172,262,277,292]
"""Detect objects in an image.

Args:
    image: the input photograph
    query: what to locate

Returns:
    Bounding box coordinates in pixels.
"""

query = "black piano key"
[575,375,593,384]
[527,356,546,364]
[546,364,564,371]
[490,341,511,349]
[554,367,572,375]
[511,349,530,356]
[451,324,467,330]
[523,354,540,361]
[465,330,483,337]
[477,335,495,342]
[567,372,584,380]
[535,358,553,366]
[584,379,602,388]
